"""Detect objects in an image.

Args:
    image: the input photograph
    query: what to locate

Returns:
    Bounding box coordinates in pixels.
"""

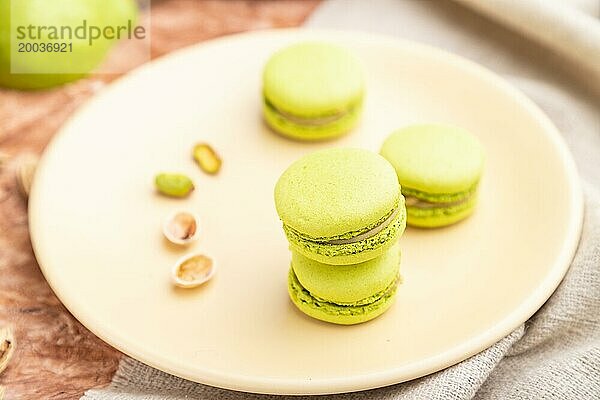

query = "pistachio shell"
[155,173,194,198]
[163,210,200,245]
[192,143,222,175]
[172,252,216,288]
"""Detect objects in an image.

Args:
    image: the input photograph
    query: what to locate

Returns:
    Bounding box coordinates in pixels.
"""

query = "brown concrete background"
[0,1,319,399]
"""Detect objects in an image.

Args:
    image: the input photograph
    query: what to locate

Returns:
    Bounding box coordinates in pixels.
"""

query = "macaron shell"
[274,148,401,239]
[288,268,399,325]
[292,241,401,304]
[380,124,484,194]
[263,101,361,141]
[263,42,364,116]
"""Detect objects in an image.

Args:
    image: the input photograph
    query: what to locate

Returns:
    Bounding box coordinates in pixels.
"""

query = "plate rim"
[28,28,584,395]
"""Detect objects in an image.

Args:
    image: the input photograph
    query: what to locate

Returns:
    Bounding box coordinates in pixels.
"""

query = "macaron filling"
[401,183,478,204]
[404,194,471,210]
[289,268,400,313]
[401,182,479,215]
[401,185,479,227]
[264,98,355,127]
[327,207,401,245]
[283,204,406,264]
[282,197,406,261]
[286,196,404,243]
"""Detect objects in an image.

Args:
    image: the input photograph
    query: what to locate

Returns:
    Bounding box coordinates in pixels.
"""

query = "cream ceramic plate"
[29,29,583,395]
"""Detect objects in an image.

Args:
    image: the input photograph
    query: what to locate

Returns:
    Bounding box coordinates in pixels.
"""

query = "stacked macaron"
[274,148,407,325]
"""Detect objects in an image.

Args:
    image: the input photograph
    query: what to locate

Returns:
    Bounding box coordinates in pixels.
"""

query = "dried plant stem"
[14,154,38,199]
[0,327,15,375]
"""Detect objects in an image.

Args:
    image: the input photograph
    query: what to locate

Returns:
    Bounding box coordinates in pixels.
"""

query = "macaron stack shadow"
[380,124,485,228]
[274,148,407,325]
[262,42,365,141]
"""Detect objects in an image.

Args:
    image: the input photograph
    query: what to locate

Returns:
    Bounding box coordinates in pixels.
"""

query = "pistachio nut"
[155,173,194,198]
[192,143,221,175]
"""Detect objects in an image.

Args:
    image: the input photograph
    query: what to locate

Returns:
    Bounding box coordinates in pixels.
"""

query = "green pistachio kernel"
[154,173,194,198]
[192,143,222,175]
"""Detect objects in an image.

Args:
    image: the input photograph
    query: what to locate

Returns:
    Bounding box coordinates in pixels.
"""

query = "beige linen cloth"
[83,1,600,398]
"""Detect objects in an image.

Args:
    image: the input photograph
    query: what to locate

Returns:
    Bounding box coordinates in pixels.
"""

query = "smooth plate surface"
[29,29,583,395]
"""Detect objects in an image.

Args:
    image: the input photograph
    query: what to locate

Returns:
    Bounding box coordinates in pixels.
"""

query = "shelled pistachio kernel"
[154,173,194,198]
[192,143,221,175]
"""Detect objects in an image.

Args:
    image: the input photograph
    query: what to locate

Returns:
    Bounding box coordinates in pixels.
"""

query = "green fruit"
[0,0,138,90]
[155,173,195,198]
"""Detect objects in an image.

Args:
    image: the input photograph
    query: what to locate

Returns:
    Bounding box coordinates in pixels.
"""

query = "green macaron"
[262,42,364,141]
[380,124,485,228]
[274,148,406,265]
[288,242,401,325]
